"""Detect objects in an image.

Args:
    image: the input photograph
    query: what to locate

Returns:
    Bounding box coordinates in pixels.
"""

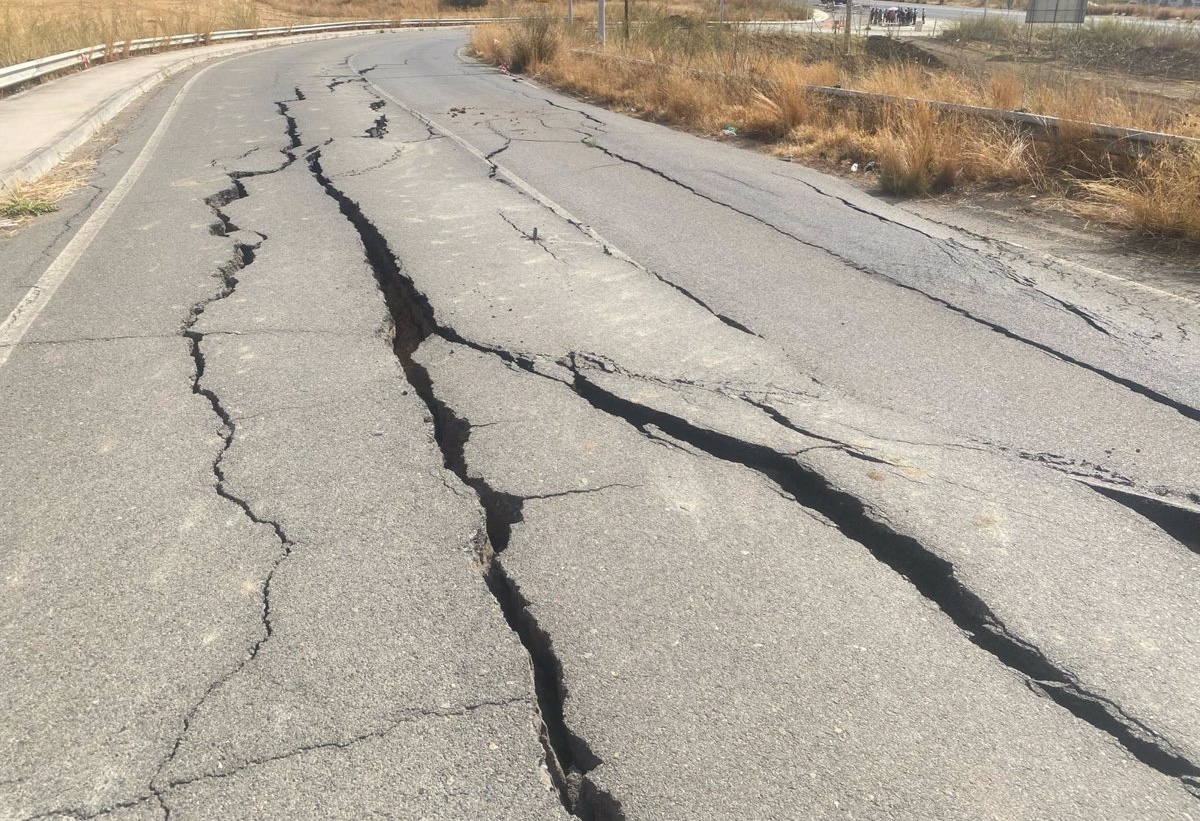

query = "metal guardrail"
[572,49,1200,150]
[0,18,499,94]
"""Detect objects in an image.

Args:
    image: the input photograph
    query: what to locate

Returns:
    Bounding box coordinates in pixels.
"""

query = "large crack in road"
[314,73,1200,803]
[8,35,1200,821]
[306,145,621,820]
[361,60,1200,527]
[561,352,1200,793]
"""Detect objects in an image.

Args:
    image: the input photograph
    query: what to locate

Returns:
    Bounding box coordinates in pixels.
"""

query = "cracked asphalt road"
[1,29,1198,821]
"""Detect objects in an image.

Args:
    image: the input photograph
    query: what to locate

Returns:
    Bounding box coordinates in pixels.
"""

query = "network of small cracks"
[24,700,533,820]
[164,697,531,794]
[767,164,1120,342]
[910,207,1190,342]
[21,98,315,821]
[29,184,106,267]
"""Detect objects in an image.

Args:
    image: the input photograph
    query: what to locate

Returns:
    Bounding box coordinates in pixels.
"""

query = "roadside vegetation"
[473,15,1200,240]
[945,16,1200,78]
[0,0,491,67]
[5,0,1198,242]
[0,197,58,220]
[0,0,806,68]
[1087,1,1200,20]
[0,158,94,232]
[951,0,1200,17]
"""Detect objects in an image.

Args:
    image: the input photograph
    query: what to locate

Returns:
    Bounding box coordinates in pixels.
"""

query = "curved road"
[1,29,1198,820]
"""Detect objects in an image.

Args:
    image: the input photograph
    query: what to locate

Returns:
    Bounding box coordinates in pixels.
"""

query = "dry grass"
[1,0,809,67]
[946,16,1200,80]
[877,102,961,194]
[0,0,492,67]
[473,16,1200,239]
[1088,1,1200,20]
[987,72,1022,110]
[474,15,562,72]
[0,159,95,232]
[1080,147,1200,239]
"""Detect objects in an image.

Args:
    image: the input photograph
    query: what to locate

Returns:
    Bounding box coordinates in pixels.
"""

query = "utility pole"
[568,0,574,23]
[598,0,606,44]
[624,0,630,41]
[719,0,726,21]
[844,0,853,53]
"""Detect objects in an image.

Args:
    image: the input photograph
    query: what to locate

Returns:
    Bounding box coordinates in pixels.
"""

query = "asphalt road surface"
[2,29,1198,820]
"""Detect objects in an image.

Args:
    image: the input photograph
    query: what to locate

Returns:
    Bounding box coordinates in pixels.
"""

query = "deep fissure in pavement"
[560,354,1200,795]
[304,144,623,819]
[296,85,1195,809]
[1090,484,1200,556]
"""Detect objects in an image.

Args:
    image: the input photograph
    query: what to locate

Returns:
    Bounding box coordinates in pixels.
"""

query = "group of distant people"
[867,6,925,25]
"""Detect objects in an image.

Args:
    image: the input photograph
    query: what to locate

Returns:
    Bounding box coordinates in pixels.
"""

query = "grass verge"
[1087,1,1200,21]
[1080,148,1200,241]
[0,0,493,68]
[943,16,1200,79]
[0,159,94,232]
[1,0,809,68]
[472,16,1200,240]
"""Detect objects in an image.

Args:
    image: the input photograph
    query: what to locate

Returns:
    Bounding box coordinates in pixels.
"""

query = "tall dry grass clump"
[1081,148,1200,241]
[957,122,1044,187]
[512,16,561,72]
[747,61,836,137]
[471,17,563,73]
[987,73,1023,110]
[877,103,961,195]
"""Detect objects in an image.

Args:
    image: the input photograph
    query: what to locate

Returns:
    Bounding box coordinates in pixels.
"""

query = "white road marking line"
[0,59,227,371]
[350,52,638,266]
